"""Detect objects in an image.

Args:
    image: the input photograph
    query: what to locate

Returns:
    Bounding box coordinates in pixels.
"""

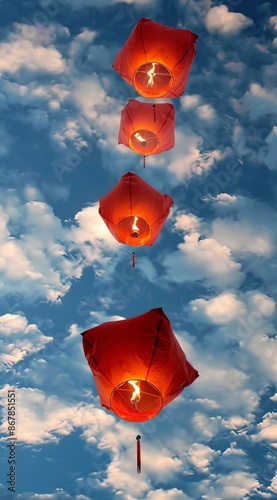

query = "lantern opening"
[111,379,163,422]
[116,215,151,246]
[134,62,172,98]
[130,129,159,156]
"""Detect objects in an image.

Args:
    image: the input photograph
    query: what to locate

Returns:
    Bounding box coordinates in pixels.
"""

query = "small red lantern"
[98,172,173,247]
[112,18,198,99]
[118,99,175,157]
[82,307,199,423]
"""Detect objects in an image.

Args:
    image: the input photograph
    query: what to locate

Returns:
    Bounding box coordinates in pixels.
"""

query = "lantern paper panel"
[82,307,199,422]
[98,172,173,247]
[112,17,198,99]
[118,99,175,156]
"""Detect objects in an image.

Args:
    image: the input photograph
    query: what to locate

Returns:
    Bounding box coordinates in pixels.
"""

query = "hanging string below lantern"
[136,435,141,474]
[132,251,136,268]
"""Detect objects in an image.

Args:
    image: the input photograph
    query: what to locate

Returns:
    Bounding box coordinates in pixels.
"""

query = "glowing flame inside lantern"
[131,216,139,238]
[147,63,157,88]
[128,380,141,404]
[134,132,147,146]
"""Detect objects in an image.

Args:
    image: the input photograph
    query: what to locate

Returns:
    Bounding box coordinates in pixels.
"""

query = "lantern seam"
[126,107,135,132]
[82,336,114,387]
[171,44,195,72]
[145,314,163,381]
[166,371,199,399]
[150,208,173,227]
[98,209,116,229]
[140,23,147,63]
[156,106,174,135]
[129,176,133,215]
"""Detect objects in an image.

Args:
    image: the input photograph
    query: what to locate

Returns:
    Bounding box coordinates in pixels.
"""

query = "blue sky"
[0,0,276,499]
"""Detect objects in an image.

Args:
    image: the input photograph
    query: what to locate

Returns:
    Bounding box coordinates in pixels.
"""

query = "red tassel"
[153,104,156,122]
[132,252,136,268]
[136,435,141,474]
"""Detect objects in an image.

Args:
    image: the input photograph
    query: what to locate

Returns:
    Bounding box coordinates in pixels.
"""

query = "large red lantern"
[118,99,175,157]
[82,307,199,423]
[98,172,173,247]
[112,18,198,99]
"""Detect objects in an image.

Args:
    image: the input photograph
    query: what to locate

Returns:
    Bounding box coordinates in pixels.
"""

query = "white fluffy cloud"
[0,79,70,111]
[102,442,184,498]
[0,25,119,159]
[206,5,253,35]
[269,15,277,31]
[211,218,273,257]
[146,489,190,499]
[187,443,217,472]
[198,471,259,499]
[165,128,224,181]
[0,189,120,302]
[0,314,52,366]
[188,288,276,396]
[180,94,201,108]
[173,211,202,234]
[253,412,277,448]
[207,195,277,258]
[246,334,277,387]
[186,288,277,406]
[2,492,89,500]
[197,104,217,120]
[189,292,247,324]
[260,126,277,171]
[236,83,277,120]
[162,232,243,289]
[0,27,66,77]
[269,474,277,495]
[72,77,107,122]
[0,385,115,445]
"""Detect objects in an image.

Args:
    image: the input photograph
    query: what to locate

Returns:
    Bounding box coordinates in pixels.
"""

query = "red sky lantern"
[82,307,199,424]
[112,18,198,99]
[98,172,173,247]
[118,99,175,157]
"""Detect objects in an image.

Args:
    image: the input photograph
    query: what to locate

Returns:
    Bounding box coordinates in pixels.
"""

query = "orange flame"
[134,132,146,143]
[128,380,141,404]
[147,63,157,88]
[132,217,139,233]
